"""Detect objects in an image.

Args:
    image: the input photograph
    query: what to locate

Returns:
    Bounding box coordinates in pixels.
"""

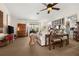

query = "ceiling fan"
[40,3,60,14]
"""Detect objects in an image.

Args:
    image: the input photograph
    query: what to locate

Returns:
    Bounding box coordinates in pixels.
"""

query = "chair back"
[49,30,57,42]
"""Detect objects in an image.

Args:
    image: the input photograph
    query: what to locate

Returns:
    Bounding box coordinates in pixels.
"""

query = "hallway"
[0,37,79,56]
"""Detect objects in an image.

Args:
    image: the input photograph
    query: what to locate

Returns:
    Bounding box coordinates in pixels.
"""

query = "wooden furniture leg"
[45,36,47,46]
[66,34,69,45]
[49,36,51,50]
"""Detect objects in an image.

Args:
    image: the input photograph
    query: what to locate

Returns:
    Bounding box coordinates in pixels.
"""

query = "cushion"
[51,39,61,42]
[5,34,13,41]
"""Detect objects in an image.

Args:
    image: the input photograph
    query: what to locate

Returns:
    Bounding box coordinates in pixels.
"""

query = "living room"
[0,3,79,56]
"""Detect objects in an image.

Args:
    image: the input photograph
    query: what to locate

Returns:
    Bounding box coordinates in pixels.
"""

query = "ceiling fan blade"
[42,3,47,6]
[52,7,60,10]
[52,3,58,6]
[40,8,47,11]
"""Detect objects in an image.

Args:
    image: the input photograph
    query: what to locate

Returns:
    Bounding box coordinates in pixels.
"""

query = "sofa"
[37,31,49,46]
[0,33,14,47]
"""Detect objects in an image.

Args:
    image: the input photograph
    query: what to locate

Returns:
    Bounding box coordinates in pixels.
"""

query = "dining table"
[45,33,69,50]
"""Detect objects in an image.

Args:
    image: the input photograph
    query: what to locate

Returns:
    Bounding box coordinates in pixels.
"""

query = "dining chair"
[49,30,63,49]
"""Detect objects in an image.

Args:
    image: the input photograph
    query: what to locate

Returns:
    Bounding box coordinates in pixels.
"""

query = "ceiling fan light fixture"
[47,7,52,14]
[40,3,60,14]
[47,7,52,11]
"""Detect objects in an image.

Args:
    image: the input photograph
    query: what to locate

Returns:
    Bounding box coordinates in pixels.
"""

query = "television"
[7,25,14,34]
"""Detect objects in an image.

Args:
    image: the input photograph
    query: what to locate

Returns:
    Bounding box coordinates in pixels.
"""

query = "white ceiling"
[4,3,79,22]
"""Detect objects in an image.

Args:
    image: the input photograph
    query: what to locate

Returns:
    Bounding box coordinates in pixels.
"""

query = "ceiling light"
[47,7,52,11]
